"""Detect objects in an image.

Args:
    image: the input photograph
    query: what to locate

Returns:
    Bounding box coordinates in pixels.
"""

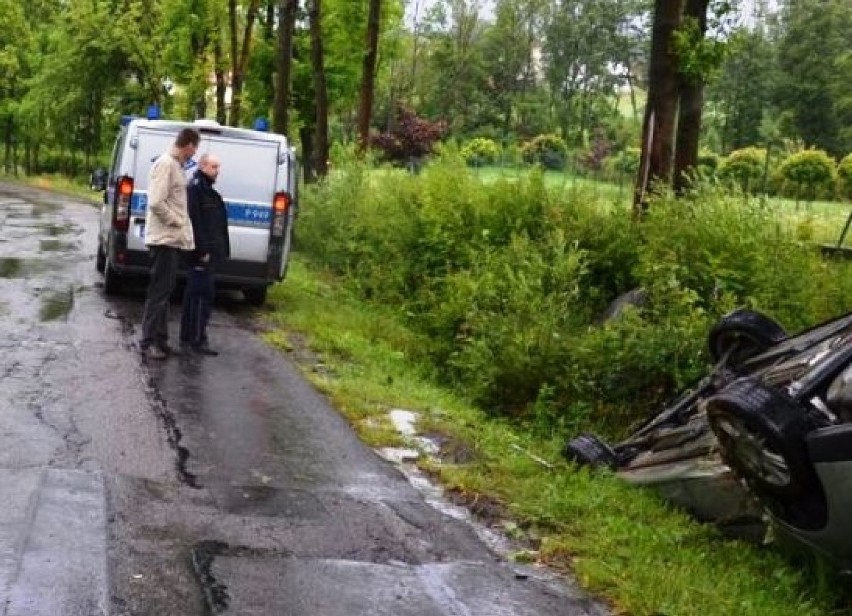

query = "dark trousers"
[141,245,180,348]
[180,265,215,346]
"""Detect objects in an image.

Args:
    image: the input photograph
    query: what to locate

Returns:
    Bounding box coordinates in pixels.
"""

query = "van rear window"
[133,128,281,204]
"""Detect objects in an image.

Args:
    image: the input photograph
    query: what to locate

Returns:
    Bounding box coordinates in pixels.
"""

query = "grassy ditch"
[264,258,845,616]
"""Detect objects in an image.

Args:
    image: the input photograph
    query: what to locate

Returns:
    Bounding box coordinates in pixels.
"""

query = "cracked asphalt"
[0,181,609,616]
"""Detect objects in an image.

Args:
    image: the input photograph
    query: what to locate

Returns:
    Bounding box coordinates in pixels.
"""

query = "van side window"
[108,132,124,186]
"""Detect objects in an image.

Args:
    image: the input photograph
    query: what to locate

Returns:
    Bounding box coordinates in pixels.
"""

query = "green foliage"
[460,137,501,167]
[521,134,568,170]
[300,160,852,437]
[603,147,640,181]
[778,149,837,201]
[718,147,766,193]
[777,0,852,158]
[838,154,852,200]
[671,15,727,84]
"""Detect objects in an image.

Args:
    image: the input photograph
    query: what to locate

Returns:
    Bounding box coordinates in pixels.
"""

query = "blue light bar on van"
[253,117,269,132]
[119,115,134,127]
[147,105,161,120]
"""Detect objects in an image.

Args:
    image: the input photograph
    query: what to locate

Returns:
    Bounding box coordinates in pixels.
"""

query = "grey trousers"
[140,245,180,348]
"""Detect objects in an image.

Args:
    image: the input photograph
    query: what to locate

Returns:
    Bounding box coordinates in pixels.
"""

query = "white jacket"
[145,147,195,250]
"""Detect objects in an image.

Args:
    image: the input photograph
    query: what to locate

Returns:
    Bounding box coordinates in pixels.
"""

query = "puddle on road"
[31,200,61,217]
[0,258,23,278]
[0,258,47,279]
[39,223,67,237]
[39,287,74,322]
[39,239,77,252]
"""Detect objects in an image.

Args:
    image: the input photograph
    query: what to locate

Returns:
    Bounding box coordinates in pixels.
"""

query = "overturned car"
[565,308,852,567]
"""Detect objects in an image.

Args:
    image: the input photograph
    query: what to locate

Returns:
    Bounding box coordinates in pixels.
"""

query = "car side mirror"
[90,168,108,192]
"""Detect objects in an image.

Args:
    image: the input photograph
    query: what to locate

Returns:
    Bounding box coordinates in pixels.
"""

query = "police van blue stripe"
[130,192,271,228]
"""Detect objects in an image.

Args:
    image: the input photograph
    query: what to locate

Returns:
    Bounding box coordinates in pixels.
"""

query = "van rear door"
[201,135,280,265]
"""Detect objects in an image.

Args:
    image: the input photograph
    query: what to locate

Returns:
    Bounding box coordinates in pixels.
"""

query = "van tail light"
[114,176,134,233]
[271,191,290,237]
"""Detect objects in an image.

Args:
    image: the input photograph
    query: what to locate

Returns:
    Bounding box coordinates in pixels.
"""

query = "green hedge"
[299,157,852,437]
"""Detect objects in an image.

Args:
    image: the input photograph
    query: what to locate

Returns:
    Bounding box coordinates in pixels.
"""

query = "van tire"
[103,260,122,296]
[96,243,106,273]
[243,287,267,306]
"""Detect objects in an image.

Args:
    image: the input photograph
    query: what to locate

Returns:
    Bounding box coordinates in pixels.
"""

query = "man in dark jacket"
[179,153,230,356]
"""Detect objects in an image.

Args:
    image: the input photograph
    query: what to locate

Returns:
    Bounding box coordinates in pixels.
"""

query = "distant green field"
[470,165,852,246]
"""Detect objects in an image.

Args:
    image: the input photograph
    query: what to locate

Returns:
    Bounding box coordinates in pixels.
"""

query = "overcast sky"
[404,0,496,28]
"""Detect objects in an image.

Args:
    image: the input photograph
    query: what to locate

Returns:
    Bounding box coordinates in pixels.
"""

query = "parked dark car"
[565,308,852,568]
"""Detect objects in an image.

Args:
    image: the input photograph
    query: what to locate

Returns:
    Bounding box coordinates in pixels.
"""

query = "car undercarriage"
[565,309,852,568]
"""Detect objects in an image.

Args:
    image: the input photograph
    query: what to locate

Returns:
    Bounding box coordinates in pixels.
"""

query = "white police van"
[94,114,297,305]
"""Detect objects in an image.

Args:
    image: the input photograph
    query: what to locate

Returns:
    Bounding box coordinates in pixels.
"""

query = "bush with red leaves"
[370,107,447,165]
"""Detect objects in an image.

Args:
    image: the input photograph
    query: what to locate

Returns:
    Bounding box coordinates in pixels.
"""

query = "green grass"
[472,165,631,206]
[0,172,101,204]
[468,165,852,246]
[264,256,846,616]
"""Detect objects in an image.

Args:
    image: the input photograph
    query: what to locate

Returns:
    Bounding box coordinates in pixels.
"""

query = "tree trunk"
[409,0,422,91]
[300,125,315,183]
[357,0,382,155]
[673,0,710,194]
[626,67,638,122]
[229,0,261,127]
[273,0,298,135]
[308,0,329,177]
[633,0,684,215]
[214,30,227,124]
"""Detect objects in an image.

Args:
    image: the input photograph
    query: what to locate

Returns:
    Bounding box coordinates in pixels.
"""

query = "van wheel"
[103,260,122,296]
[96,243,106,273]
[243,287,267,306]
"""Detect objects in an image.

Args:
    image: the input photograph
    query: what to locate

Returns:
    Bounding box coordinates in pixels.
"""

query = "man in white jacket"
[140,128,199,360]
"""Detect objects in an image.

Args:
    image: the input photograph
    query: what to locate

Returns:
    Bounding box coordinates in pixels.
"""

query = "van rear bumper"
[111,249,275,288]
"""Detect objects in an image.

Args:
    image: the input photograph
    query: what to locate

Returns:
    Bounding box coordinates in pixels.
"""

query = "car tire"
[103,259,122,296]
[706,377,821,499]
[243,286,267,307]
[708,309,786,366]
[563,433,618,469]
[96,243,106,273]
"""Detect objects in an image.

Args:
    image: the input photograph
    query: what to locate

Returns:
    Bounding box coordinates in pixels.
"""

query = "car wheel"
[96,242,106,273]
[563,433,618,469]
[706,377,821,499]
[708,309,786,366]
[243,286,267,306]
[103,259,122,296]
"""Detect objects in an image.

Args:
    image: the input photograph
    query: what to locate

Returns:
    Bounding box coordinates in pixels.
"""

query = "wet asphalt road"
[0,182,608,616]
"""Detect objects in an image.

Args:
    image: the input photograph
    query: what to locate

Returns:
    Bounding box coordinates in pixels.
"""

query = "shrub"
[299,160,852,437]
[718,147,766,192]
[603,147,640,181]
[778,149,837,201]
[460,137,501,167]
[697,151,720,176]
[521,134,568,171]
[836,153,852,200]
[579,128,612,173]
[370,107,447,166]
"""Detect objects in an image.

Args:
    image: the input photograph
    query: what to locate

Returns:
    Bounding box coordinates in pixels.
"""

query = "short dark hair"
[175,128,200,148]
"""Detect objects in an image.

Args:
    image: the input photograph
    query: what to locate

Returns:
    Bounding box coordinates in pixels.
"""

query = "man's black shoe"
[192,344,219,357]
